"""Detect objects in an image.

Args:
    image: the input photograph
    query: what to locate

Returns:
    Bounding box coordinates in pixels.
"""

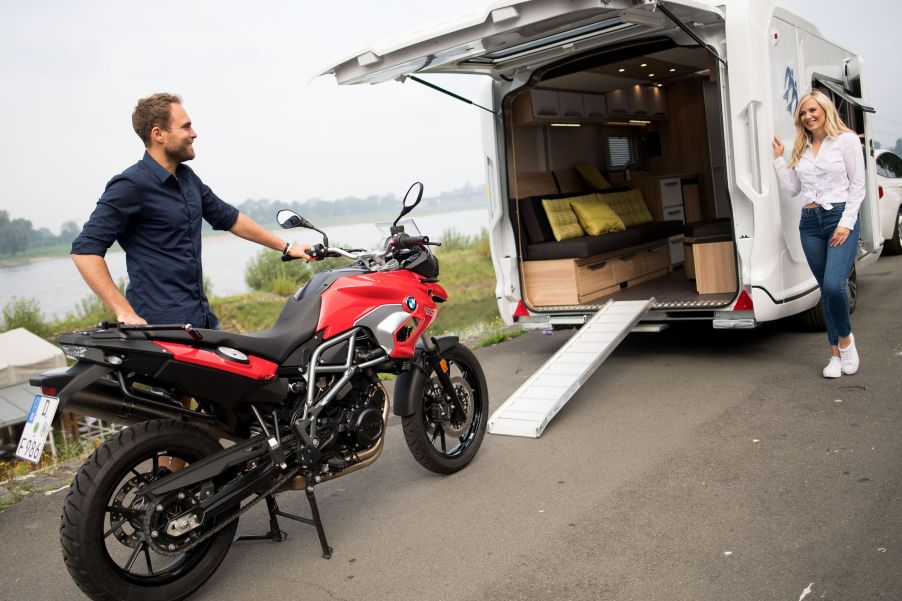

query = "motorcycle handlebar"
[395,233,438,249]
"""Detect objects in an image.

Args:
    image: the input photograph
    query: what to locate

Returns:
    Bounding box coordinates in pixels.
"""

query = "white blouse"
[772,131,865,230]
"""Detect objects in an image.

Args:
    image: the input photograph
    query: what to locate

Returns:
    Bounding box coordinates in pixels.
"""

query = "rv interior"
[505,39,738,315]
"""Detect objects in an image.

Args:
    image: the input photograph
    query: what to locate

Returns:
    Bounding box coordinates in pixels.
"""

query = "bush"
[245,249,313,293]
[436,228,471,252]
[1,297,49,336]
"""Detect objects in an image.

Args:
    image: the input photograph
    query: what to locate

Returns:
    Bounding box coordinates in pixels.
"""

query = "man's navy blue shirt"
[71,152,239,327]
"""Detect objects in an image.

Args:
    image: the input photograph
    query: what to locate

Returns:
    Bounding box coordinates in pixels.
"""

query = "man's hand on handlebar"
[282,242,315,262]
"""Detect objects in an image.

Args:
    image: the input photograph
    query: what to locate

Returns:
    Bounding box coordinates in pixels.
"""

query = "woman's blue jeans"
[798,204,859,346]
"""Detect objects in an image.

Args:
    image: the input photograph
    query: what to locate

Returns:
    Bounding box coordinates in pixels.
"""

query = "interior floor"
[602,266,735,308]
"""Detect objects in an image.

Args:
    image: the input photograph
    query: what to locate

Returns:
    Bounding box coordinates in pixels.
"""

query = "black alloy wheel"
[402,344,488,474]
[59,420,239,601]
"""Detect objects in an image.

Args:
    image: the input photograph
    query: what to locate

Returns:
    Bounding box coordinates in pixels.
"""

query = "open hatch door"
[320,0,725,85]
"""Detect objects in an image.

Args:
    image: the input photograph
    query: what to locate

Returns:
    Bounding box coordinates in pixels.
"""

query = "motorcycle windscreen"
[319,0,724,85]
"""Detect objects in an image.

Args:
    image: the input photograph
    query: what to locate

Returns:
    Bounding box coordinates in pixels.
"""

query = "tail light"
[41,386,58,396]
[731,290,754,311]
[513,300,530,318]
[879,185,884,199]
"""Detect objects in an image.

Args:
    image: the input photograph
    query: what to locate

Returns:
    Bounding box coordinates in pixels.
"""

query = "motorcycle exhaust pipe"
[65,380,232,440]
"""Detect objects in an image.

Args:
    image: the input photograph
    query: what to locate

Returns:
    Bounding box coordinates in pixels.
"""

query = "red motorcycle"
[28,183,488,601]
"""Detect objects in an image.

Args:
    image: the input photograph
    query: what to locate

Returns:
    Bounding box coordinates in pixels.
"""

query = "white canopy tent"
[0,328,66,428]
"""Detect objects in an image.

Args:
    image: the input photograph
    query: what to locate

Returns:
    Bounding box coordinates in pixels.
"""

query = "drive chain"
[143,466,301,556]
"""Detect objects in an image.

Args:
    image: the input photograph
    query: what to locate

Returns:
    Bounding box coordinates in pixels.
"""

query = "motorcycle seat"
[144,295,322,364]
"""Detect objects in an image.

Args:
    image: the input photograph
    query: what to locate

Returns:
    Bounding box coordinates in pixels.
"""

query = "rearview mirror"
[277,210,317,230]
[393,182,424,230]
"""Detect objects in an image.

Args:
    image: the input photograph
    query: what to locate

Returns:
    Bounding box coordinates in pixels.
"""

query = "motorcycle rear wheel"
[60,420,239,601]
[402,344,488,474]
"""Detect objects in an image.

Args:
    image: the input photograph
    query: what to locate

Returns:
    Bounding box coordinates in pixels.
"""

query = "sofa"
[513,168,684,306]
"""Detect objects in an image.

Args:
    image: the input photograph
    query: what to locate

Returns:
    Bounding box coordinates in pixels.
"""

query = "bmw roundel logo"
[405,296,417,311]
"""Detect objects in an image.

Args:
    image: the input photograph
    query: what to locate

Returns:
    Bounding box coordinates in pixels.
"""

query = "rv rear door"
[320,0,723,86]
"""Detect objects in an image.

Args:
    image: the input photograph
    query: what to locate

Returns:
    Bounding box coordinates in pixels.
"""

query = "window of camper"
[607,135,639,169]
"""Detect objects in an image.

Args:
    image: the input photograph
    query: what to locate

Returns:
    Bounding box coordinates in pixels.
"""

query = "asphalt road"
[2,256,901,601]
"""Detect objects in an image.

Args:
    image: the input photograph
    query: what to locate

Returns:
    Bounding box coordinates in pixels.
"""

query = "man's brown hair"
[132,93,182,147]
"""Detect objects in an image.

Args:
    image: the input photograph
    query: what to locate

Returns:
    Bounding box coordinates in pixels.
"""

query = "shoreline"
[0,204,486,268]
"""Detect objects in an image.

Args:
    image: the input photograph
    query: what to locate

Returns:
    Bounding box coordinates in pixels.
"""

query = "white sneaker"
[839,334,859,375]
[822,356,842,378]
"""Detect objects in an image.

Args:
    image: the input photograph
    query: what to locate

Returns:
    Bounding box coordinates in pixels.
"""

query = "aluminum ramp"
[488,299,653,438]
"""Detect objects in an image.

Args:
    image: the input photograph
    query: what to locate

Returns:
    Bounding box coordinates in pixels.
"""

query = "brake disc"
[109,475,149,549]
[442,376,474,437]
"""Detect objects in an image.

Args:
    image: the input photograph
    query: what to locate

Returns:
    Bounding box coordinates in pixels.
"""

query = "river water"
[0,208,489,319]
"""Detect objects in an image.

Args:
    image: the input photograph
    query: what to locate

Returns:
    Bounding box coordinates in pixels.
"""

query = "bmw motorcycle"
[28,183,488,601]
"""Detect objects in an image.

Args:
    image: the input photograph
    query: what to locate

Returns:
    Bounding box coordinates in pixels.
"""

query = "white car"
[876,149,902,254]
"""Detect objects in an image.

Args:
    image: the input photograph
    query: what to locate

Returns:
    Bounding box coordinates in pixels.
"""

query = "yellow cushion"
[569,196,626,236]
[575,163,612,191]
[600,188,654,226]
[541,197,584,241]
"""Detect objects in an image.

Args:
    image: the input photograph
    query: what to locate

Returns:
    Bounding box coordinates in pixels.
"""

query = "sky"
[1,0,899,232]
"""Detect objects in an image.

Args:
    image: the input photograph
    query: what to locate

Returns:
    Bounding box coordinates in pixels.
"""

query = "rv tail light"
[878,185,884,199]
[513,300,530,318]
[731,290,754,311]
[42,386,58,397]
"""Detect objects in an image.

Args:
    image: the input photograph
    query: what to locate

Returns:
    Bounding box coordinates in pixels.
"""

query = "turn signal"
[731,290,754,311]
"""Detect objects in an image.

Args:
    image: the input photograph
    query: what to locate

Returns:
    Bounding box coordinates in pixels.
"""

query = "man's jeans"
[799,204,859,346]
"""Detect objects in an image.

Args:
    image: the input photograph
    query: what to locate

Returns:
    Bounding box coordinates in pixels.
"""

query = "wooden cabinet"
[632,174,703,265]
[512,88,661,124]
[522,242,671,306]
[627,85,649,115]
[513,89,608,124]
[531,89,560,118]
[605,88,629,116]
[583,93,607,118]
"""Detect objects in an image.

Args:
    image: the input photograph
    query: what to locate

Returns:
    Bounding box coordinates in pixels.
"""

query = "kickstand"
[233,487,333,559]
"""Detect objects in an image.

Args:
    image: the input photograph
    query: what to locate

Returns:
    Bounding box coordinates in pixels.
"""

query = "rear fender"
[31,362,113,409]
[392,335,459,417]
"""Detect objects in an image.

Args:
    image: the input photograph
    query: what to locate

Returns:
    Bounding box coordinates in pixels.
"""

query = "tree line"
[0,182,485,258]
[0,210,81,256]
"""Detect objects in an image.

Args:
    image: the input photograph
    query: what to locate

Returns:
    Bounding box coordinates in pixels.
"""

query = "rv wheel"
[883,207,902,255]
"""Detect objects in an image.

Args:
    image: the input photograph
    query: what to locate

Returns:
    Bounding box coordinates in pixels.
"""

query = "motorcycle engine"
[322,380,385,454]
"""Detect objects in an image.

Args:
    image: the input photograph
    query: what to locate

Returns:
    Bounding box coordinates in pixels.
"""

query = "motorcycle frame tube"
[391,334,460,417]
[302,327,388,439]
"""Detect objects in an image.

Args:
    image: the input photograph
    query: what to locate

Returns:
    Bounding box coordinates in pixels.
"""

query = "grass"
[1,230,513,490]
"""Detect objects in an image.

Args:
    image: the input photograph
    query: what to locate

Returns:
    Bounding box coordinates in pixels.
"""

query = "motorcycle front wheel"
[59,420,239,601]
[402,344,488,474]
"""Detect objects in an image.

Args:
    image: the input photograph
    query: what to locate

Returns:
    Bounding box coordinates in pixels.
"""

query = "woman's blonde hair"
[788,89,852,169]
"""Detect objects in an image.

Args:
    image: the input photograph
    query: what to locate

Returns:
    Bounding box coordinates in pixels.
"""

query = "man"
[71,93,310,327]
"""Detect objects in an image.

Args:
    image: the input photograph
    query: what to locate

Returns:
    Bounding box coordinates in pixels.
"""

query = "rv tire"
[883,207,902,255]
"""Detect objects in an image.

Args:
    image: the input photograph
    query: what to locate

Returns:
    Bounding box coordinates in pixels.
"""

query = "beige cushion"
[541,197,584,241]
[575,163,612,191]
[601,188,654,226]
[569,196,626,236]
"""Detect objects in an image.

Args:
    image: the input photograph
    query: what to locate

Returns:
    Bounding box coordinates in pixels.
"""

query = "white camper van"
[323,0,882,333]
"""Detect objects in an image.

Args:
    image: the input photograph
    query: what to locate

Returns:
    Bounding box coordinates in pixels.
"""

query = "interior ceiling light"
[550,123,581,127]
[669,68,676,72]
[629,120,651,125]
[640,63,648,67]
[656,83,663,87]
[618,68,625,72]
[648,73,655,77]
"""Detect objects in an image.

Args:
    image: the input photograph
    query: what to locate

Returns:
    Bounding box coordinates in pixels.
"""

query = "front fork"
[420,334,467,423]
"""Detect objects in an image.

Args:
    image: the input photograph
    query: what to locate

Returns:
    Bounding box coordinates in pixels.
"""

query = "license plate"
[15,395,59,463]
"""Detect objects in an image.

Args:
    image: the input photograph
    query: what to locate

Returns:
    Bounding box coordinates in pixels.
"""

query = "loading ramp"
[488,299,654,438]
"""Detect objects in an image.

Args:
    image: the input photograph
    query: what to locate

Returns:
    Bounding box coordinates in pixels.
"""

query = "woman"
[773,89,864,378]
